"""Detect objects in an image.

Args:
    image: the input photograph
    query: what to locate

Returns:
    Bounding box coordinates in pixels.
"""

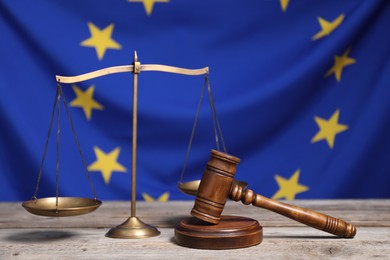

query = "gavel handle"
[229,185,356,238]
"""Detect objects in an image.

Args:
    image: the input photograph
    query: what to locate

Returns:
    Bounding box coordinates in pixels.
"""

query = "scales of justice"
[22,52,356,250]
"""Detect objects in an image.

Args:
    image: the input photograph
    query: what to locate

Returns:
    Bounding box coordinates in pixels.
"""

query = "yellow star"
[280,0,290,12]
[128,0,169,16]
[272,169,309,200]
[142,192,170,202]
[69,85,103,121]
[80,22,122,60]
[311,109,349,149]
[325,48,356,82]
[88,146,127,184]
[312,14,345,40]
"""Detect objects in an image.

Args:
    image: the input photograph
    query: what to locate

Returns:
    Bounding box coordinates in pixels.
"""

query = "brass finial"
[133,51,141,74]
[134,51,138,62]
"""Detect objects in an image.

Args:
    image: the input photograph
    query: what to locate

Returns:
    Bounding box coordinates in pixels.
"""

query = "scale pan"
[178,180,248,196]
[22,197,102,217]
[178,180,201,196]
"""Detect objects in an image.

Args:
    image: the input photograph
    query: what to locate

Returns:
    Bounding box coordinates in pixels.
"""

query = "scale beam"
[56,64,209,84]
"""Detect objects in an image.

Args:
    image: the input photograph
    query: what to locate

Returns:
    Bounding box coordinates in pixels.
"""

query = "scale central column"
[105,52,160,239]
[131,52,140,218]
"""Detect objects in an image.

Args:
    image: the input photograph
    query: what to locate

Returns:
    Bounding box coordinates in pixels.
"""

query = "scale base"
[106,216,160,239]
[175,215,262,249]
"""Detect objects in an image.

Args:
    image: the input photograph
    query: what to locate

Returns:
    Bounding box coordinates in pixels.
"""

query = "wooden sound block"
[175,215,262,249]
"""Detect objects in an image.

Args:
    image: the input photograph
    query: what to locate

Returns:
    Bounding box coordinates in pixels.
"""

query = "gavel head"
[190,149,240,224]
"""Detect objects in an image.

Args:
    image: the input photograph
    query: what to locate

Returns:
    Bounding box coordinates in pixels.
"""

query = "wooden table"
[1,200,389,259]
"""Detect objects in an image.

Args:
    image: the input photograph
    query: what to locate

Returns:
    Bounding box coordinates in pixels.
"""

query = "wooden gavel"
[191,150,357,238]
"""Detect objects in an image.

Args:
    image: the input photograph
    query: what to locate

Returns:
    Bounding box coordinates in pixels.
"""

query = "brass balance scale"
[22,51,217,238]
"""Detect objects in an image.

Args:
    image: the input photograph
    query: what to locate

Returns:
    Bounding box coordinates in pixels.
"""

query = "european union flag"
[1,0,389,202]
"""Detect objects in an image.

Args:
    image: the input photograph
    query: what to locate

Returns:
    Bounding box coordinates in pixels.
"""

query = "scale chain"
[55,86,61,209]
[206,76,220,151]
[179,75,227,184]
[58,83,98,200]
[33,87,59,199]
[206,75,227,153]
[179,75,207,184]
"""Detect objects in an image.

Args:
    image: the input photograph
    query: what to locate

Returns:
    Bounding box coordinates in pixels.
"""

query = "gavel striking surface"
[175,215,262,249]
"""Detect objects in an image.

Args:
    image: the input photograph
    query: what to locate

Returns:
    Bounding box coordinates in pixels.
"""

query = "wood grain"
[1,200,389,259]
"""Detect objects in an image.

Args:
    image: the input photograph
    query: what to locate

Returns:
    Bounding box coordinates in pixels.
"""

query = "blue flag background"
[1,0,389,202]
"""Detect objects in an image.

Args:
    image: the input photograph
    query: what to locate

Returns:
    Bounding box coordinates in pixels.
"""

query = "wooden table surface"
[1,199,389,259]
